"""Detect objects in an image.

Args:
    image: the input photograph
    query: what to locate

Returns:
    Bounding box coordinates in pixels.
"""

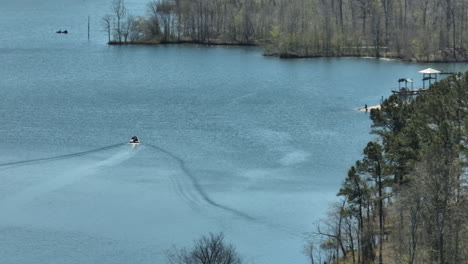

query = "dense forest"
[305,73,468,263]
[103,0,468,61]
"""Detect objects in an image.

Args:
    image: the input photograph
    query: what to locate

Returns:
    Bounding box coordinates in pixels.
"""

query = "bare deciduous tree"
[112,0,127,43]
[101,14,113,43]
[167,233,242,264]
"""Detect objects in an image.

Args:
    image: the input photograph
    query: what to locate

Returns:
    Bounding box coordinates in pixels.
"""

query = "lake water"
[1,1,468,263]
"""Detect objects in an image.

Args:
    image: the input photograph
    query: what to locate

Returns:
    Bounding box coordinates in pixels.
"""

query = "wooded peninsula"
[103,0,468,61]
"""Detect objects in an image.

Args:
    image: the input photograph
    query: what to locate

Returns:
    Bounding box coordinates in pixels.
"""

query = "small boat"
[129,136,140,144]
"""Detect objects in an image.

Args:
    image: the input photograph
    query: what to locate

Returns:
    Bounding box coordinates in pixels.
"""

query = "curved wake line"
[0,147,138,211]
[145,143,256,221]
[0,143,126,168]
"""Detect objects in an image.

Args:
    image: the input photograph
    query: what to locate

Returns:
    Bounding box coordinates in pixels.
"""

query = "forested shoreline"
[104,0,468,61]
[305,73,468,263]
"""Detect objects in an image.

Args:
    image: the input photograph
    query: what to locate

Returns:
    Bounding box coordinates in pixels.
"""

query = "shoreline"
[358,105,381,112]
[108,40,258,47]
[107,41,468,63]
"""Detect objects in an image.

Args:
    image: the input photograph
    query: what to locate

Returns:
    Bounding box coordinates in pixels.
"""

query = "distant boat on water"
[56,30,68,34]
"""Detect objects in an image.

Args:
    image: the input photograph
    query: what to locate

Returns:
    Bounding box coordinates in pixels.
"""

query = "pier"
[392,88,428,95]
[391,68,440,95]
[366,68,444,112]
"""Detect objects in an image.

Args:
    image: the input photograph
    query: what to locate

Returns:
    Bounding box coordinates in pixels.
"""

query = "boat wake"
[144,143,306,239]
[0,145,138,214]
[0,143,125,169]
[145,143,256,221]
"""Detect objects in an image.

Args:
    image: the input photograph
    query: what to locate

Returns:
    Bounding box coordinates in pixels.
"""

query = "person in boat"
[131,136,139,143]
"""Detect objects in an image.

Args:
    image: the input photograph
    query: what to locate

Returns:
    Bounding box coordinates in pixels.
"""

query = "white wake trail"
[0,146,139,215]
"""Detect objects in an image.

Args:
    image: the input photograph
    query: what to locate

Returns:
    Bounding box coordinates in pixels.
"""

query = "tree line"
[307,73,468,263]
[103,0,468,61]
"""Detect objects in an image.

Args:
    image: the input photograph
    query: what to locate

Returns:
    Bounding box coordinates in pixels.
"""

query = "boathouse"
[392,68,440,95]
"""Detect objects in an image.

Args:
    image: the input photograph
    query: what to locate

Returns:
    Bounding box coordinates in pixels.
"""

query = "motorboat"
[129,136,140,144]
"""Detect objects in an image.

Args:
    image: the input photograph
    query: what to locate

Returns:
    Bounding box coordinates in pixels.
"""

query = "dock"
[392,68,439,95]
[362,68,444,113]
[391,88,428,95]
